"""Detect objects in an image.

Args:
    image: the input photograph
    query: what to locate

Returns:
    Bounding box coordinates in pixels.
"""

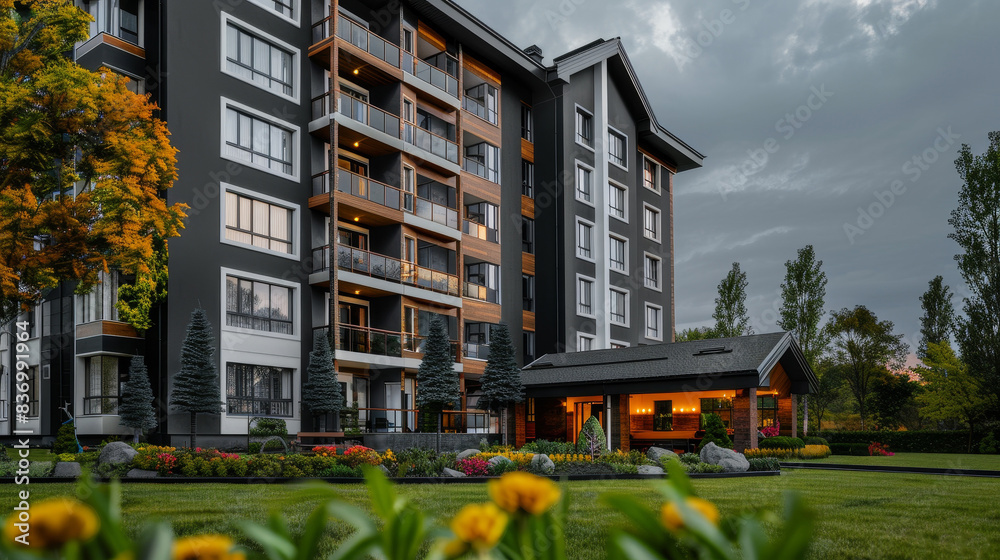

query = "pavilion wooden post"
[733,388,758,452]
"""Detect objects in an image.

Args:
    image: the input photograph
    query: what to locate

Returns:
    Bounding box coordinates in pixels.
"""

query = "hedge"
[760,436,805,450]
[829,443,870,456]
[818,431,980,453]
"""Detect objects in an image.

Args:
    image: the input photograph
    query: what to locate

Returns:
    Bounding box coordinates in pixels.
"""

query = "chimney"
[523,45,544,64]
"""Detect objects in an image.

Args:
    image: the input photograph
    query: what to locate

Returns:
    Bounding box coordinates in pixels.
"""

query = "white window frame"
[575,104,595,151]
[576,274,596,318]
[608,180,628,223]
[220,13,300,104]
[220,183,300,260]
[642,156,660,194]
[220,97,300,182]
[576,217,596,263]
[577,333,596,352]
[643,203,662,242]
[609,286,630,327]
[245,0,301,27]
[220,267,301,341]
[608,234,628,275]
[645,302,664,341]
[575,161,595,207]
[643,252,663,292]
[608,125,628,170]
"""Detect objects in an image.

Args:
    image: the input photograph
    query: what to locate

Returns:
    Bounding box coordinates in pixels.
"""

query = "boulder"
[456,449,481,461]
[699,442,749,473]
[637,465,665,475]
[126,469,159,478]
[487,456,513,467]
[443,467,467,478]
[530,453,555,475]
[97,442,137,466]
[52,462,82,478]
[646,447,678,464]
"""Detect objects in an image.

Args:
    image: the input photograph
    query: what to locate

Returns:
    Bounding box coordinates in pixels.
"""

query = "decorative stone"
[530,453,555,475]
[699,442,750,473]
[52,462,82,478]
[646,447,678,464]
[456,449,481,461]
[97,442,137,466]
[487,456,513,467]
[443,467,467,477]
[637,465,665,475]
[126,469,159,478]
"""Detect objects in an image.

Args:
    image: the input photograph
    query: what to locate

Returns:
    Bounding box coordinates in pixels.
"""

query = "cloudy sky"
[459,0,999,358]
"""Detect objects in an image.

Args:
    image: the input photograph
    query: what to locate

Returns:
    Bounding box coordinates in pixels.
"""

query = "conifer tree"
[119,356,158,444]
[302,332,342,432]
[169,308,223,448]
[416,316,459,436]
[479,323,524,444]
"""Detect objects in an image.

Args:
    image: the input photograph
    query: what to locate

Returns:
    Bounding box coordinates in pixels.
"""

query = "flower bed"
[745,445,831,460]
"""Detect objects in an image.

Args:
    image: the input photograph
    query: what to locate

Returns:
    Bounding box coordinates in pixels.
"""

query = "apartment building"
[0,0,702,447]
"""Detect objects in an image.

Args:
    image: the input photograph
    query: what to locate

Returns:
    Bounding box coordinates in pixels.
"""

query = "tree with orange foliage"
[0,0,186,330]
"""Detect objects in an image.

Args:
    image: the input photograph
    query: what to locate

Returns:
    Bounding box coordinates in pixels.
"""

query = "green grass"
[3,448,57,462]
[815,452,1000,471]
[4,471,1000,559]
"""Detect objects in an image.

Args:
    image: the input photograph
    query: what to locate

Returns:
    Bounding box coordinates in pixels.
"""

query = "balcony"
[463,342,490,361]
[403,51,459,98]
[312,92,401,139]
[462,282,499,304]
[462,95,497,125]
[404,123,459,163]
[463,219,499,243]
[406,193,458,230]
[227,397,293,418]
[315,325,458,360]
[311,13,402,70]
[313,168,403,211]
[313,245,459,296]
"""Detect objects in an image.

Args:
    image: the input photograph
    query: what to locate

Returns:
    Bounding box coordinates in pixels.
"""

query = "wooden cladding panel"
[766,362,792,397]
[462,236,499,263]
[463,54,501,85]
[521,195,534,218]
[460,173,501,205]
[521,253,535,275]
[76,321,140,339]
[102,33,145,58]
[463,299,501,324]
[463,359,486,376]
[417,21,446,51]
[521,138,534,162]
[462,112,502,145]
[638,146,678,174]
[522,311,535,331]
[335,196,405,225]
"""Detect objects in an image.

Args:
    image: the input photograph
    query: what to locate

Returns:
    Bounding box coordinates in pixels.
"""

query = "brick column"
[514,402,526,449]
[790,394,798,439]
[732,388,758,452]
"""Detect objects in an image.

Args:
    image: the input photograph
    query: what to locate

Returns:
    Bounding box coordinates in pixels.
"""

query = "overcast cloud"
[458,0,999,359]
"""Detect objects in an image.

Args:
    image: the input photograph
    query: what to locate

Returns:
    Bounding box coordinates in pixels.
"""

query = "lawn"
[4,470,1000,559]
[813,452,1000,471]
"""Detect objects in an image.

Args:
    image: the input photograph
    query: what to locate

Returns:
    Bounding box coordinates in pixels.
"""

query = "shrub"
[760,437,805,450]
[246,455,281,478]
[342,445,381,468]
[597,449,650,466]
[828,443,869,456]
[978,431,998,454]
[684,462,725,474]
[744,447,797,460]
[611,463,639,474]
[57,453,78,463]
[249,418,288,437]
[312,446,338,457]
[747,457,781,472]
[528,440,577,455]
[803,436,829,446]
[53,423,79,454]
[679,453,701,466]
[819,430,982,453]
[318,464,361,477]
[798,445,831,459]
[868,442,894,456]
[396,448,456,477]
[549,453,592,464]
[577,416,606,458]
[488,460,519,476]
[699,413,732,450]
[456,457,490,476]
[760,420,781,439]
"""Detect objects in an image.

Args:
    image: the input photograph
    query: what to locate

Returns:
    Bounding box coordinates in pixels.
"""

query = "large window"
[577,333,595,352]
[643,204,661,241]
[224,106,294,176]
[464,83,498,125]
[609,129,627,168]
[609,287,628,326]
[521,160,534,198]
[577,276,595,317]
[609,235,627,273]
[248,0,296,21]
[84,356,121,415]
[80,270,119,323]
[643,157,659,192]
[576,163,593,204]
[521,218,535,254]
[653,400,673,431]
[227,363,293,417]
[225,22,294,97]
[521,104,533,142]
[575,107,593,147]
[645,303,663,341]
[225,276,293,334]
[465,262,501,304]
[700,398,733,428]
[609,182,627,221]
[224,191,293,254]
[464,142,501,183]
[576,219,594,261]
[465,322,497,360]
[758,395,779,429]
[522,274,535,311]
[644,254,662,290]
[465,202,500,243]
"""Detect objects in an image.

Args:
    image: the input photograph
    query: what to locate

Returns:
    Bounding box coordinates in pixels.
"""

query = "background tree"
[416,317,460,440]
[301,333,342,432]
[0,1,186,329]
[825,306,908,430]
[169,309,223,448]
[809,358,846,432]
[869,372,919,430]
[917,341,988,451]
[119,356,158,443]
[713,262,752,338]
[675,326,718,341]
[918,276,955,358]
[948,131,1000,422]
[479,323,524,445]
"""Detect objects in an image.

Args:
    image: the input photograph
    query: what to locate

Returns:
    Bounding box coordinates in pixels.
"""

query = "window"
[577,276,595,317]
[608,235,627,273]
[610,341,629,349]
[575,163,593,204]
[609,287,628,326]
[643,204,661,241]
[758,395,779,429]
[523,332,536,364]
[521,160,534,198]
[224,191,293,254]
[645,303,663,341]
[227,363,293,417]
[247,0,296,22]
[577,333,595,352]
[521,218,535,254]
[521,104,533,141]
[609,129,627,168]
[576,219,594,261]
[653,400,673,431]
[465,322,496,360]
[226,275,293,334]
[609,182,627,221]
[465,202,500,243]
[575,106,593,147]
[24,367,39,418]
[464,142,501,183]
[465,262,501,304]
[118,0,139,43]
[223,105,295,177]
[80,270,119,323]
[643,157,659,192]
[644,254,662,290]
[700,398,733,428]
[464,83,498,125]
[225,22,295,98]
[526,397,536,421]
[84,356,121,415]
[522,274,535,311]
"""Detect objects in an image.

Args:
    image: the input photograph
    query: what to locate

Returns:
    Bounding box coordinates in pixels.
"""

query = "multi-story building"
[0,0,702,447]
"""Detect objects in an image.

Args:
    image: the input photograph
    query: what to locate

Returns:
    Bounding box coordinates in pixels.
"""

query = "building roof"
[521,332,818,397]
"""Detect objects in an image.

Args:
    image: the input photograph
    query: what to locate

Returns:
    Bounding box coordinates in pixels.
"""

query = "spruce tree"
[119,356,158,444]
[169,308,223,448]
[479,323,524,444]
[301,332,342,432]
[416,316,459,436]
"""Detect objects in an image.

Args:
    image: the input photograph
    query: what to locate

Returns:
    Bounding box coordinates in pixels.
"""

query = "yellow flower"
[488,472,561,515]
[173,534,246,560]
[660,497,720,531]
[2,498,99,550]
[444,502,508,557]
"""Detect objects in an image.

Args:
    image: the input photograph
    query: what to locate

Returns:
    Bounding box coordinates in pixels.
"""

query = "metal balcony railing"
[406,194,459,229]
[403,51,459,98]
[404,123,459,163]
[463,219,499,243]
[335,15,401,68]
[330,245,459,296]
